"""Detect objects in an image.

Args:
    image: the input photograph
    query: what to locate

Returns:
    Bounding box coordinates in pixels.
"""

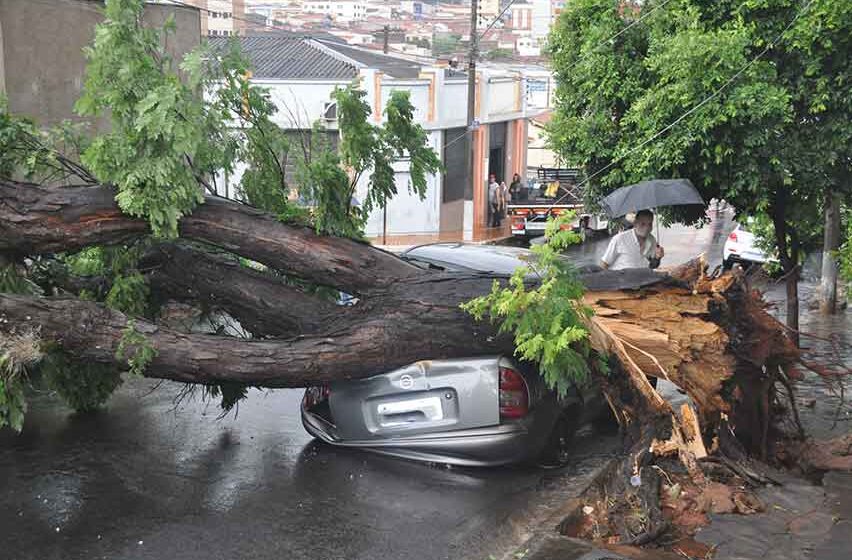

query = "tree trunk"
[141,242,341,337]
[786,268,800,346]
[820,188,841,314]
[771,187,800,347]
[0,180,418,294]
[1,180,804,518]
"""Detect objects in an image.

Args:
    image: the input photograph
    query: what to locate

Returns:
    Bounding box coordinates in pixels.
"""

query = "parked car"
[723,222,775,268]
[300,243,608,467]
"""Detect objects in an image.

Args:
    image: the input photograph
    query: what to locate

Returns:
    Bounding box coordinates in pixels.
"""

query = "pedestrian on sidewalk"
[499,180,510,223]
[509,173,524,202]
[600,209,665,270]
[488,174,502,227]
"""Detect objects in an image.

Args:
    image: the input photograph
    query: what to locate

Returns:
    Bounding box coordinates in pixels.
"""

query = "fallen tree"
[0,2,814,549]
[1,181,797,416]
[1,180,803,547]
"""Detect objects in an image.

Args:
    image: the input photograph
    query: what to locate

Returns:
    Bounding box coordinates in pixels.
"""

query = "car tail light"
[513,208,529,216]
[728,232,738,242]
[303,384,330,409]
[499,366,529,419]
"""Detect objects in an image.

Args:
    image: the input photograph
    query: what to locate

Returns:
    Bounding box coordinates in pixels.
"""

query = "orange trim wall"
[472,125,487,233]
[373,72,383,122]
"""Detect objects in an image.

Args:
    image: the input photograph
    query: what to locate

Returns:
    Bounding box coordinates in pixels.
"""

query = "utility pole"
[382,25,390,244]
[465,0,480,207]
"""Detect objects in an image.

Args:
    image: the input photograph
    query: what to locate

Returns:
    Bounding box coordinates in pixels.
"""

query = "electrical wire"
[541,0,817,213]
[478,0,520,40]
[441,0,675,157]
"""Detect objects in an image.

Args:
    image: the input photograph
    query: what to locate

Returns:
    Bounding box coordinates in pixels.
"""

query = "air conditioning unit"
[323,101,338,121]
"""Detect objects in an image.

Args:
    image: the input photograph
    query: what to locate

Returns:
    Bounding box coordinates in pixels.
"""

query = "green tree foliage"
[432,33,462,56]
[841,219,852,293]
[76,0,242,237]
[40,350,123,413]
[0,267,42,431]
[548,0,852,329]
[63,243,151,316]
[296,86,441,238]
[463,216,595,396]
[0,0,444,421]
[0,96,94,184]
[115,320,158,378]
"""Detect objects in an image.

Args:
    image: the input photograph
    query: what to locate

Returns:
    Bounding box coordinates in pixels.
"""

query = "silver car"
[300,243,607,467]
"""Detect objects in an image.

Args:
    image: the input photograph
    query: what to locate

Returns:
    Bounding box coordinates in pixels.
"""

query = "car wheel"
[537,407,580,468]
[722,257,733,270]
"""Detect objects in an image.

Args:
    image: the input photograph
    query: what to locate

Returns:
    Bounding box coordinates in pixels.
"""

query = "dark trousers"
[490,203,502,227]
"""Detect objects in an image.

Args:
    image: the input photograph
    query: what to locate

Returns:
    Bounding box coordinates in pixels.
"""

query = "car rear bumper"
[724,248,769,265]
[300,405,558,467]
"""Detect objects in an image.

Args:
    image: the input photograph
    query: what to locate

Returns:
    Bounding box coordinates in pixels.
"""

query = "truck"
[506,167,610,240]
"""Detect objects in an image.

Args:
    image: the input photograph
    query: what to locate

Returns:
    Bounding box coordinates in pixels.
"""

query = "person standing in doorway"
[488,174,501,227]
[499,180,510,223]
[509,173,523,202]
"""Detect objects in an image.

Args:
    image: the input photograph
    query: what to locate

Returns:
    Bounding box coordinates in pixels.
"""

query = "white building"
[399,0,435,19]
[211,35,552,242]
[510,2,532,32]
[516,35,541,57]
[302,0,367,22]
[530,0,553,40]
[160,0,245,36]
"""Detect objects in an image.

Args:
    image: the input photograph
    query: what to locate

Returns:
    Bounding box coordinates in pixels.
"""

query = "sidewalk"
[693,470,852,560]
[368,224,513,251]
[516,469,852,560]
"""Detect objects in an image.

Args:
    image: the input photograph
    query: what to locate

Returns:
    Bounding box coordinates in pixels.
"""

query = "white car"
[722,223,774,268]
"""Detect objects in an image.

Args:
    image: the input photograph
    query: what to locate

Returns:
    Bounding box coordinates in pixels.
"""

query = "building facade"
[158,0,246,36]
[0,0,200,126]
[302,0,368,23]
[211,35,552,243]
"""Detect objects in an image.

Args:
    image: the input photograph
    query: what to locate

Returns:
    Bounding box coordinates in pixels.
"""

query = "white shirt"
[601,229,657,270]
[488,182,500,204]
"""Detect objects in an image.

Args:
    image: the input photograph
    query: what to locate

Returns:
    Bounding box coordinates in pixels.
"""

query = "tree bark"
[771,187,800,347]
[141,242,340,337]
[0,180,418,293]
[820,187,841,314]
[0,275,514,387]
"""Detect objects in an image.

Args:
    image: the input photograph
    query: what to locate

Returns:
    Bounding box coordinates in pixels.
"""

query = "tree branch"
[142,242,341,337]
[0,290,510,387]
[0,180,420,293]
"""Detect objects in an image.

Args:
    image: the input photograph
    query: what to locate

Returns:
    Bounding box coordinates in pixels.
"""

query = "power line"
[542,0,817,212]
[440,0,675,155]
[478,0,520,40]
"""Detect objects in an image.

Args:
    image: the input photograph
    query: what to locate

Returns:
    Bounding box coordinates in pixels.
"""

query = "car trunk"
[327,358,502,441]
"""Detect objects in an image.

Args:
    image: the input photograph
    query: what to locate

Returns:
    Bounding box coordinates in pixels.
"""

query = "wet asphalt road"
[0,381,620,560]
[5,204,835,560]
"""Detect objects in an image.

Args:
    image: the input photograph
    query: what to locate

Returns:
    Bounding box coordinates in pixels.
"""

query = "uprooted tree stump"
[0,181,805,548]
[563,259,801,547]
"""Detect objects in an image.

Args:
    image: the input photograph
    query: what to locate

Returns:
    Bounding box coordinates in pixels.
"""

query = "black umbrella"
[600,179,704,218]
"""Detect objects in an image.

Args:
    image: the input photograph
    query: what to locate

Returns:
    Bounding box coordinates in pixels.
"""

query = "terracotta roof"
[531,110,553,125]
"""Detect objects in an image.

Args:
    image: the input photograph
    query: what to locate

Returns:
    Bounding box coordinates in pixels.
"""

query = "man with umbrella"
[600,209,664,270]
[598,178,703,270]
